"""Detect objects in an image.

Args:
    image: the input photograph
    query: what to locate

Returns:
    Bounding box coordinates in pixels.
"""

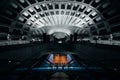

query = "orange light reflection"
[53,54,67,65]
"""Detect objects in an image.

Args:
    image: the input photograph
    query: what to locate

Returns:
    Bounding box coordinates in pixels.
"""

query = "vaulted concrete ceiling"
[0,0,120,37]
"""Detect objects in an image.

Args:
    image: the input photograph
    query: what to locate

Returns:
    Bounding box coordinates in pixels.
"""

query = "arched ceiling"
[0,0,120,37]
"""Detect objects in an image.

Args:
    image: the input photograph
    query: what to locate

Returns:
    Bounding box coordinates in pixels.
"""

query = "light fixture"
[35,5,39,9]
[92,12,97,16]
[18,17,24,22]
[81,5,85,9]
[86,8,91,12]
[19,0,25,3]
[95,0,101,3]
[28,8,34,12]
[23,12,29,16]
[96,17,102,21]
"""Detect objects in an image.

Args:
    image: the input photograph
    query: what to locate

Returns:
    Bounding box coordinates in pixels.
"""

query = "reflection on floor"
[16,53,84,71]
[5,53,113,80]
[16,53,104,72]
[50,72,69,80]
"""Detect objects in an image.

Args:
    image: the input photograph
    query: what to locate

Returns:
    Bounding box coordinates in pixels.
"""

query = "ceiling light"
[58,41,62,43]
[92,12,97,16]
[10,2,18,8]
[19,0,25,3]
[85,17,90,22]
[77,12,80,15]
[86,8,91,12]
[30,17,35,22]
[68,3,71,5]
[81,14,85,18]
[42,4,45,7]
[49,3,52,5]
[35,15,39,19]
[18,17,24,22]
[23,12,29,16]
[88,21,93,25]
[28,8,34,12]
[35,5,39,9]
[33,20,44,28]
[96,17,102,21]
[95,0,100,3]
[81,5,85,9]
[27,21,32,25]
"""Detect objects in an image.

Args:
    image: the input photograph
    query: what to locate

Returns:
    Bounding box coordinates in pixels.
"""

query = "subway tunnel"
[0,0,120,80]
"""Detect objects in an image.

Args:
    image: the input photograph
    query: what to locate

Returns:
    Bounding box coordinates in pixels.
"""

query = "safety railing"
[0,40,30,46]
[90,40,120,46]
